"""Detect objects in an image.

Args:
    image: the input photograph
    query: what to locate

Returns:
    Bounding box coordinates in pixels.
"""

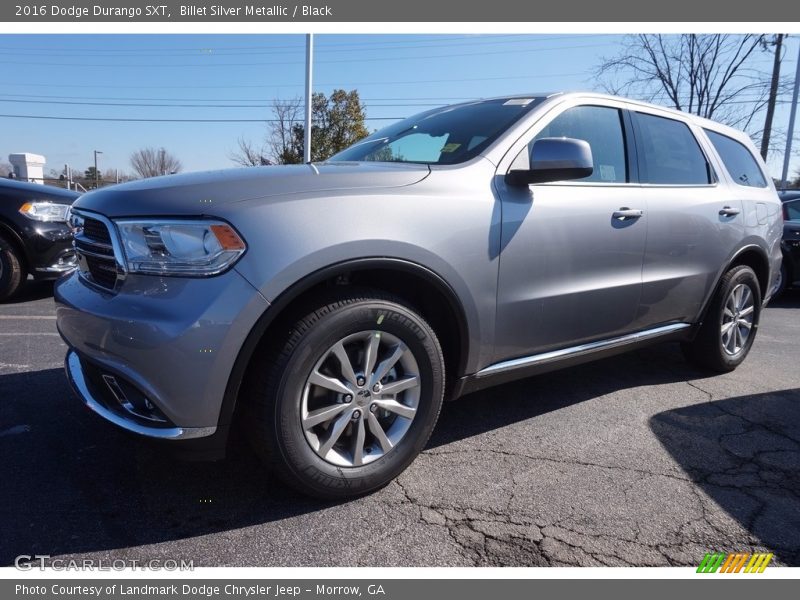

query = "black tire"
[681,265,761,373]
[0,234,27,302]
[244,289,445,499]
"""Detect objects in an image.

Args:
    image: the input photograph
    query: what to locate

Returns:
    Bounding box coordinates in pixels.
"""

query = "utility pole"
[304,33,313,164]
[93,150,102,189]
[760,34,784,161]
[781,41,800,189]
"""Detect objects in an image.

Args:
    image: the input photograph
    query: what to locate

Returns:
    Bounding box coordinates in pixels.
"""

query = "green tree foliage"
[234,89,369,166]
[84,166,101,184]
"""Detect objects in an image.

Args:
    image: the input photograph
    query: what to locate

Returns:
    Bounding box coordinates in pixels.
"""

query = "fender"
[695,242,771,328]
[214,257,472,442]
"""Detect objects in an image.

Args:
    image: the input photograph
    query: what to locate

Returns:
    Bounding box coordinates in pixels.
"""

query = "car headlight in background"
[19,202,71,222]
[115,220,246,276]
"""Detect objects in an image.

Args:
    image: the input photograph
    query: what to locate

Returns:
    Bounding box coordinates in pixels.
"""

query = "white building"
[8,153,46,184]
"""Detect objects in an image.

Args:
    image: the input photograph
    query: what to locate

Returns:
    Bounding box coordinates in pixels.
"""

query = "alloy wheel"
[300,330,421,467]
[721,283,755,355]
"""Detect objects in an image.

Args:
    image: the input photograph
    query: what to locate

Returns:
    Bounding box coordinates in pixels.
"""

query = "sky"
[0,33,798,181]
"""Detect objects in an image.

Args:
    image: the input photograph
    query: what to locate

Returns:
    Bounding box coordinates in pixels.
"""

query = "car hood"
[72,162,431,218]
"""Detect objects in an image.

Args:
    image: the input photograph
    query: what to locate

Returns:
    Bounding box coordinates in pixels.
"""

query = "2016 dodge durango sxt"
[55,93,783,498]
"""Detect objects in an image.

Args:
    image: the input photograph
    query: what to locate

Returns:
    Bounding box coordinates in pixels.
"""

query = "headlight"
[19,202,70,222]
[115,220,246,276]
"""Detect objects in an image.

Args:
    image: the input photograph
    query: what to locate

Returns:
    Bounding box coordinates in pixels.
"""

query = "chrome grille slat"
[70,210,126,291]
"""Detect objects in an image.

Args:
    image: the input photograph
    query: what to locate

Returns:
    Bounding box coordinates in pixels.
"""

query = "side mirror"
[506,137,594,186]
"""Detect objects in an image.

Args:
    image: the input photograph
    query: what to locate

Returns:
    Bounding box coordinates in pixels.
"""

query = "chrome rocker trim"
[477,323,692,377]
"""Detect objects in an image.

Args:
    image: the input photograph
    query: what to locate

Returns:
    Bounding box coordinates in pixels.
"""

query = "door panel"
[493,103,647,364]
[635,186,743,327]
[494,183,647,362]
[631,112,745,328]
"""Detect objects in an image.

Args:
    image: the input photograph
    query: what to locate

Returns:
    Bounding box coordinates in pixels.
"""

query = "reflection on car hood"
[72,162,431,218]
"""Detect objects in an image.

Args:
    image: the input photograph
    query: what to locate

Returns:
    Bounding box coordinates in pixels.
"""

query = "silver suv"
[56,93,783,498]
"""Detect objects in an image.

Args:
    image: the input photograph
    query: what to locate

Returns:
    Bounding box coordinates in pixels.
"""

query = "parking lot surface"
[1,281,799,567]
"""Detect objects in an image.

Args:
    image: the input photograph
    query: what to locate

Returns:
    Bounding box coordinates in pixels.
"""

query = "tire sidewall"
[0,237,25,302]
[272,300,444,497]
[715,266,761,368]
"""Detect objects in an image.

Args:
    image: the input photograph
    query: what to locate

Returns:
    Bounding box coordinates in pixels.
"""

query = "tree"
[229,136,272,167]
[307,89,369,162]
[596,35,770,133]
[130,147,183,178]
[84,166,101,186]
[234,90,369,166]
[0,161,14,177]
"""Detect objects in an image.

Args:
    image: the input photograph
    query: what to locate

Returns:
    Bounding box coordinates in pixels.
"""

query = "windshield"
[328,97,545,165]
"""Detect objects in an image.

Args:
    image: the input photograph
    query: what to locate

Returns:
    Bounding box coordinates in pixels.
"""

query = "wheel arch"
[0,218,30,272]
[217,257,472,437]
[697,243,771,326]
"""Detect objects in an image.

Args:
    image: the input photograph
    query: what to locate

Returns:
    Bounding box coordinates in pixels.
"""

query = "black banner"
[1,0,799,22]
[4,579,798,600]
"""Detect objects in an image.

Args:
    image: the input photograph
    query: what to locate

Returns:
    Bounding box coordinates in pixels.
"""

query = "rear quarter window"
[704,129,768,188]
[634,112,712,185]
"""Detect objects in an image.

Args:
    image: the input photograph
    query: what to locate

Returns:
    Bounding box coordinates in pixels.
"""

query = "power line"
[0,93,475,102]
[5,43,609,68]
[0,113,406,123]
[0,34,613,56]
[0,71,588,91]
[0,98,446,109]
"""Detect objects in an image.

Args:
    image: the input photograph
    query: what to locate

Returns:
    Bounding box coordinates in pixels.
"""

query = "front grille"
[85,255,119,289]
[72,211,124,291]
[74,237,114,257]
[83,217,112,244]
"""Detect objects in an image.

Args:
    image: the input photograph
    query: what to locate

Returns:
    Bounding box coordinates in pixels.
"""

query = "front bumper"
[65,350,215,439]
[55,268,269,438]
[20,221,76,279]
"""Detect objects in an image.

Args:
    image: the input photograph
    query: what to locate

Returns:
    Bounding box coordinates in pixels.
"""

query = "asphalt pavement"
[1,281,799,567]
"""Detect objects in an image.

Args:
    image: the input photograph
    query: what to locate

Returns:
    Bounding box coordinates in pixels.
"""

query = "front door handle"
[719,206,742,217]
[612,208,644,221]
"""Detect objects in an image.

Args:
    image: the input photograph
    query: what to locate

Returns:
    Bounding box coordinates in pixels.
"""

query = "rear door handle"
[719,206,741,217]
[612,208,644,221]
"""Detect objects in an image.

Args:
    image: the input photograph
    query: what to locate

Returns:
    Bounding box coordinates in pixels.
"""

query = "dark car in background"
[0,178,79,301]
[776,190,800,296]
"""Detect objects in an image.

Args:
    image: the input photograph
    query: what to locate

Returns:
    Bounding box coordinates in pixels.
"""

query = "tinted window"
[635,113,711,185]
[330,97,545,165]
[704,129,767,188]
[522,105,627,183]
[786,200,800,221]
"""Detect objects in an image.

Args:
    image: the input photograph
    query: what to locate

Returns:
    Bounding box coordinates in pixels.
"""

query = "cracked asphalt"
[1,281,799,567]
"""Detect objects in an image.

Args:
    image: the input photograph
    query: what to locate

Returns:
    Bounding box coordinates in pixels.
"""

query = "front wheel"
[682,265,761,373]
[0,235,27,302]
[245,290,445,499]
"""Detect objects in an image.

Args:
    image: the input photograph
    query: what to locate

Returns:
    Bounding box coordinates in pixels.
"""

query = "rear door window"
[704,129,767,188]
[634,113,712,185]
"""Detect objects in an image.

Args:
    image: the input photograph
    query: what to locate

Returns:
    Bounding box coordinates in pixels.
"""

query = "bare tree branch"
[595,34,769,134]
[130,147,182,178]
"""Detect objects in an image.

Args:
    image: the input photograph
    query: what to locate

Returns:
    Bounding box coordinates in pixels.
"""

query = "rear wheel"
[245,290,445,499]
[0,234,27,302]
[682,265,761,372]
